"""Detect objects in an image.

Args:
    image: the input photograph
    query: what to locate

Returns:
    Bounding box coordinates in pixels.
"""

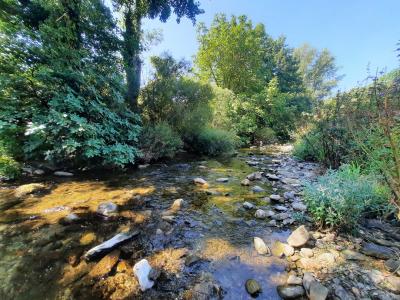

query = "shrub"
[293,130,324,162]
[140,122,183,162]
[254,127,277,145]
[0,154,20,180]
[303,164,392,231]
[189,127,237,156]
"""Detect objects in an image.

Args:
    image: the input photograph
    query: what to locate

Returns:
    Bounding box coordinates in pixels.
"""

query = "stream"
[0,146,319,300]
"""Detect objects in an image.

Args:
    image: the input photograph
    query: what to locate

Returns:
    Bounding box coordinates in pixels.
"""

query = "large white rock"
[254,237,270,255]
[133,259,154,291]
[287,225,310,247]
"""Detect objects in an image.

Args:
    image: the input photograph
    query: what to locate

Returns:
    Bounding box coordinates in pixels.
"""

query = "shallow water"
[0,149,292,299]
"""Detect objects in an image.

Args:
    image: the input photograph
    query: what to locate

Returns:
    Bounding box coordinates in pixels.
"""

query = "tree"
[294,43,342,101]
[112,0,203,111]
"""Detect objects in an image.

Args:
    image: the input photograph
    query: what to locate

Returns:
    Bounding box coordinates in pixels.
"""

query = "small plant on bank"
[303,164,393,231]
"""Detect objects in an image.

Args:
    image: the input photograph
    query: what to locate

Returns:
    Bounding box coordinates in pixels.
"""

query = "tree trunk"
[122,8,141,112]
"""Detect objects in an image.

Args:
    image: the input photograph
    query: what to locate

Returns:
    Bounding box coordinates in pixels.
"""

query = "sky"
[142,0,400,90]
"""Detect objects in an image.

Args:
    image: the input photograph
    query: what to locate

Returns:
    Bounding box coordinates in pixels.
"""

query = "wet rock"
[270,194,282,202]
[361,242,393,259]
[271,241,294,257]
[88,250,120,278]
[33,169,45,175]
[193,177,208,185]
[277,285,305,299]
[59,261,90,286]
[287,275,303,285]
[241,179,251,186]
[62,213,80,224]
[274,205,288,211]
[97,202,118,217]
[367,269,384,285]
[243,201,255,210]
[245,279,262,296]
[85,231,138,260]
[385,258,400,274]
[254,237,271,255]
[272,212,291,221]
[165,198,185,214]
[116,260,133,274]
[252,185,265,193]
[254,209,267,219]
[216,178,229,183]
[287,225,310,247]
[284,191,295,200]
[14,183,46,198]
[133,259,154,291]
[342,249,367,261]
[247,172,263,181]
[268,220,277,227]
[283,218,295,225]
[161,215,175,223]
[292,202,307,212]
[333,284,355,300]
[54,171,74,177]
[265,210,275,217]
[266,173,280,181]
[302,272,314,292]
[247,161,259,166]
[80,232,97,246]
[185,254,201,267]
[309,281,329,300]
[300,248,314,258]
[281,178,301,185]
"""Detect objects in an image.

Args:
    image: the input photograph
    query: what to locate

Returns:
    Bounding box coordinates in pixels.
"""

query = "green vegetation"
[304,165,392,230]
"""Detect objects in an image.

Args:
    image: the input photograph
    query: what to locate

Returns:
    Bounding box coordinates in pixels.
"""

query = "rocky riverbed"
[1,145,400,299]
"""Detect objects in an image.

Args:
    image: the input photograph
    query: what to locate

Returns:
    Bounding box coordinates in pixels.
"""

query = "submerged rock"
[88,250,120,278]
[14,183,46,198]
[361,242,393,259]
[97,202,118,217]
[287,275,302,285]
[287,225,310,247]
[270,194,282,202]
[84,231,138,260]
[245,279,261,296]
[133,259,154,291]
[277,285,305,299]
[271,241,294,257]
[254,237,270,255]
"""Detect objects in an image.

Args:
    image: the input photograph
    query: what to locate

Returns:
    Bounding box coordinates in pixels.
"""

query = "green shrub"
[0,154,21,180]
[303,164,392,230]
[254,127,277,144]
[140,122,183,162]
[189,127,237,156]
[293,130,324,162]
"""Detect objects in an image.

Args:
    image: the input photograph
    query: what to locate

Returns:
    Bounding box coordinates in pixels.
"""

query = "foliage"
[254,127,277,145]
[0,154,20,180]
[304,164,392,230]
[139,122,183,162]
[187,127,237,157]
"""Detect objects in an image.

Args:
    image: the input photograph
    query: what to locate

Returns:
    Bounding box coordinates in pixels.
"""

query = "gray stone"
[247,172,263,181]
[283,218,295,225]
[254,209,267,219]
[274,205,288,211]
[292,202,307,212]
[287,275,302,285]
[361,242,393,259]
[302,272,315,292]
[342,249,367,261]
[243,201,255,210]
[254,237,270,255]
[309,281,329,300]
[300,248,314,258]
[266,173,280,181]
[97,202,118,216]
[193,177,207,185]
[216,178,229,183]
[252,185,265,193]
[386,276,400,293]
[385,258,400,274]
[241,179,251,186]
[284,191,295,200]
[281,178,301,185]
[133,259,154,291]
[333,284,355,300]
[287,225,310,247]
[54,171,74,177]
[272,212,291,221]
[277,285,305,299]
[270,194,282,202]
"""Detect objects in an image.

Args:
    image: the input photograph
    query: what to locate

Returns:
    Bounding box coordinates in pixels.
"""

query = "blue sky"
[142,0,400,90]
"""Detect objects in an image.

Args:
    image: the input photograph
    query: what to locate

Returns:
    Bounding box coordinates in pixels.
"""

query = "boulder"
[97,202,118,217]
[277,285,305,299]
[254,209,267,219]
[245,279,262,296]
[361,242,393,259]
[133,259,154,291]
[14,183,46,198]
[193,177,208,186]
[287,225,310,247]
[54,171,74,177]
[254,237,271,255]
[309,281,329,300]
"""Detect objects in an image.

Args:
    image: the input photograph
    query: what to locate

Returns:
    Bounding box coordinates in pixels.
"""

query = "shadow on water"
[0,149,293,299]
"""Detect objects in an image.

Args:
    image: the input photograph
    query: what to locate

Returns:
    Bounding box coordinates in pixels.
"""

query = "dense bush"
[139,123,183,162]
[0,154,20,180]
[254,127,277,144]
[187,127,237,156]
[304,164,392,230]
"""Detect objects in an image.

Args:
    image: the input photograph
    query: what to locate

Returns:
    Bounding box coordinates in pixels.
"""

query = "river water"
[0,148,297,300]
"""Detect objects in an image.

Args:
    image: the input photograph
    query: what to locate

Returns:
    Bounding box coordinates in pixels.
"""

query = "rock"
[302,272,315,292]
[33,169,45,175]
[300,248,314,258]
[88,250,120,278]
[386,275,400,293]
[287,225,310,247]
[361,242,393,259]
[247,172,263,181]
[317,252,335,265]
[292,202,307,212]
[84,231,138,260]
[333,284,355,300]
[247,161,259,166]
[185,254,201,267]
[138,164,149,169]
[133,259,154,291]
[385,258,400,274]
[272,212,291,221]
[274,205,288,211]
[342,249,367,261]
[194,177,208,185]
[277,285,305,299]
[241,179,251,186]
[170,198,185,211]
[271,241,294,257]
[54,171,74,177]
[367,269,384,285]
[284,191,295,200]
[281,178,301,185]
[265,210,275,217]
[270,194,282,202]
[309,281,329,300]
[245,279,262,296]
[252,185,265,193]
[287,275,303,285]
[254,237,271,255]
[243,201,255,210]
[62,213,80,224]
[97,202,118,216]
[254,209,267,219]
[283,218,295,225]
[266,173,280,181]
[14,183,46,198]
[216,178,229,183]
[268,220,277,226]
